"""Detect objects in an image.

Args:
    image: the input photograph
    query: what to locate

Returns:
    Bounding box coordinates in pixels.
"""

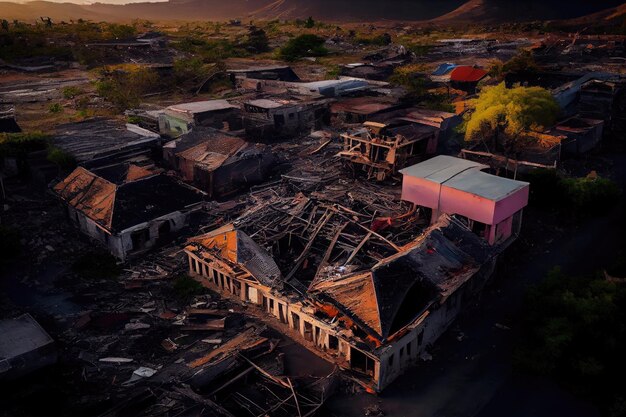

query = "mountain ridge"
[0,0,624,23]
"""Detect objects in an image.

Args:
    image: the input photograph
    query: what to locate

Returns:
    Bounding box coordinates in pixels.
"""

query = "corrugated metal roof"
[400,155,529,202]
[167,100,237,114]
[247,99,284,109]
[432,63,457,76]
[444,169,529,201]
[399,155,487,184]
[450,66,489,82]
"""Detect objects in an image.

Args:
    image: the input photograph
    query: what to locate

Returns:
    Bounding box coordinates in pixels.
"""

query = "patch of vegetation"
[174,37,248,62]
[407,43,433,56]
[355,33,392,46]
[72,251,121,280]
[464,83,559,158]
[0,225,21,267]
[389,64,428,99]
[47,146,77,172]
[246,25,270,53]
[525,169,621,216]
[173,275,205,300]
[279,34,328,61]
[0,132,49,160]
[62,86,83,99]
[95,65,159,111]
[48,103,63,114]
[502,50,538,75]
[515,267,626,417]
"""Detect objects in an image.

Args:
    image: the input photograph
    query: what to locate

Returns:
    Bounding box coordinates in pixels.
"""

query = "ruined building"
[338,120,438,181]
[158,100,243,138]
[54,163,204,260]
[243,98,331,141]
[183,155,529,392]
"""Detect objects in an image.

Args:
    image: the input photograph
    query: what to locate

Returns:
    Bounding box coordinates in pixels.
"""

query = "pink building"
[399,155,529,245]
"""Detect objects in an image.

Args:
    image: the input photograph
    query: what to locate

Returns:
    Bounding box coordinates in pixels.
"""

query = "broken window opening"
[278,303,287,324]
[303,321,313,342]
[350,347,375,377]
[417,329,424,347]
[130,229,150,251]
[291,312,300,332]
[328,335,339,351]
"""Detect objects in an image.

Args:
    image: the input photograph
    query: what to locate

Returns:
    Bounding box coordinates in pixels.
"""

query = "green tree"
[279,34,327,61]
[1,19,9,31]
[516,267,626,416]
[503,50,538,74]
[465,82,559,159]
[246,25,269,53]
[304,16,315,28]
[96,66,158,111]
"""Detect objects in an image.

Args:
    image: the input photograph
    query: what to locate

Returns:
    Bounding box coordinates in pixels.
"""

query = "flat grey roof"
[0,314,54,359]
[445,169,529,201]
[247,99,284,109]
[167,100,237,114]
[229,65,291,72]
[399,155,488,184]
[53,118,159,162]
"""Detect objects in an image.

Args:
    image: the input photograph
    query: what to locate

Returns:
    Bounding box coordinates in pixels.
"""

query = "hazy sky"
[10,0,168,3]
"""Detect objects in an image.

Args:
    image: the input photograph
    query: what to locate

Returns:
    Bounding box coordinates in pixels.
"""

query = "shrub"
[389,64,428,99]
[279,34,327,61]
[525,169,621,215]
[515,267,626,415]
[355,33,392,46]
[47,146,77,172]
[48,103,63,113]
[173,275,205,300]
[95,66,159,111]
[62,86,83,99]
[246,26,270,52]
[0,132,49,159]
[561,176,621,214]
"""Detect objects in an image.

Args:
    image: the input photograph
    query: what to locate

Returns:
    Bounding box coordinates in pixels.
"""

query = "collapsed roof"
[187,174,494,342]
[54,164,205,233]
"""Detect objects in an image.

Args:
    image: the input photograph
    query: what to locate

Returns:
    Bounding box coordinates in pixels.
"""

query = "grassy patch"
[173,275,206,300]
[47,146,77,172]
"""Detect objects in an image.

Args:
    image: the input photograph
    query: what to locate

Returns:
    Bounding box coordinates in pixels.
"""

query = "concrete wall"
[402,176,529,227]
[67,205,189,261]
[185,250,498,392]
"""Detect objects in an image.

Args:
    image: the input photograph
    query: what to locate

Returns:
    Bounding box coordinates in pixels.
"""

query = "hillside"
[0,0,624,23]
[434,0,626,23]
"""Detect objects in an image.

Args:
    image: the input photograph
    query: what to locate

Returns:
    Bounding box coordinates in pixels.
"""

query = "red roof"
[450,66,488,83]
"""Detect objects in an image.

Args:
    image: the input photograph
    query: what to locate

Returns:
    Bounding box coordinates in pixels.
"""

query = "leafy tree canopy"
[465,82,559,144]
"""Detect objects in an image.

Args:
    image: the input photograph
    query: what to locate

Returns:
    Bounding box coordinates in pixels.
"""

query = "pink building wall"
[401,176,529,230]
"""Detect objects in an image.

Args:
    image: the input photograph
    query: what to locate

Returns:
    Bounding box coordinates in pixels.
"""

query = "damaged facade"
[339,120,438,181]
[183,155,529,392]
[173,132,276,198]
[243,98,331,140]
[158,100,243,138]
[54,163,205,261]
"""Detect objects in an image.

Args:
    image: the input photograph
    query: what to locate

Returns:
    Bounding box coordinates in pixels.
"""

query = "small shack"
[0,314,57,380]
[400,155,529,245]
[158,100,242,137]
